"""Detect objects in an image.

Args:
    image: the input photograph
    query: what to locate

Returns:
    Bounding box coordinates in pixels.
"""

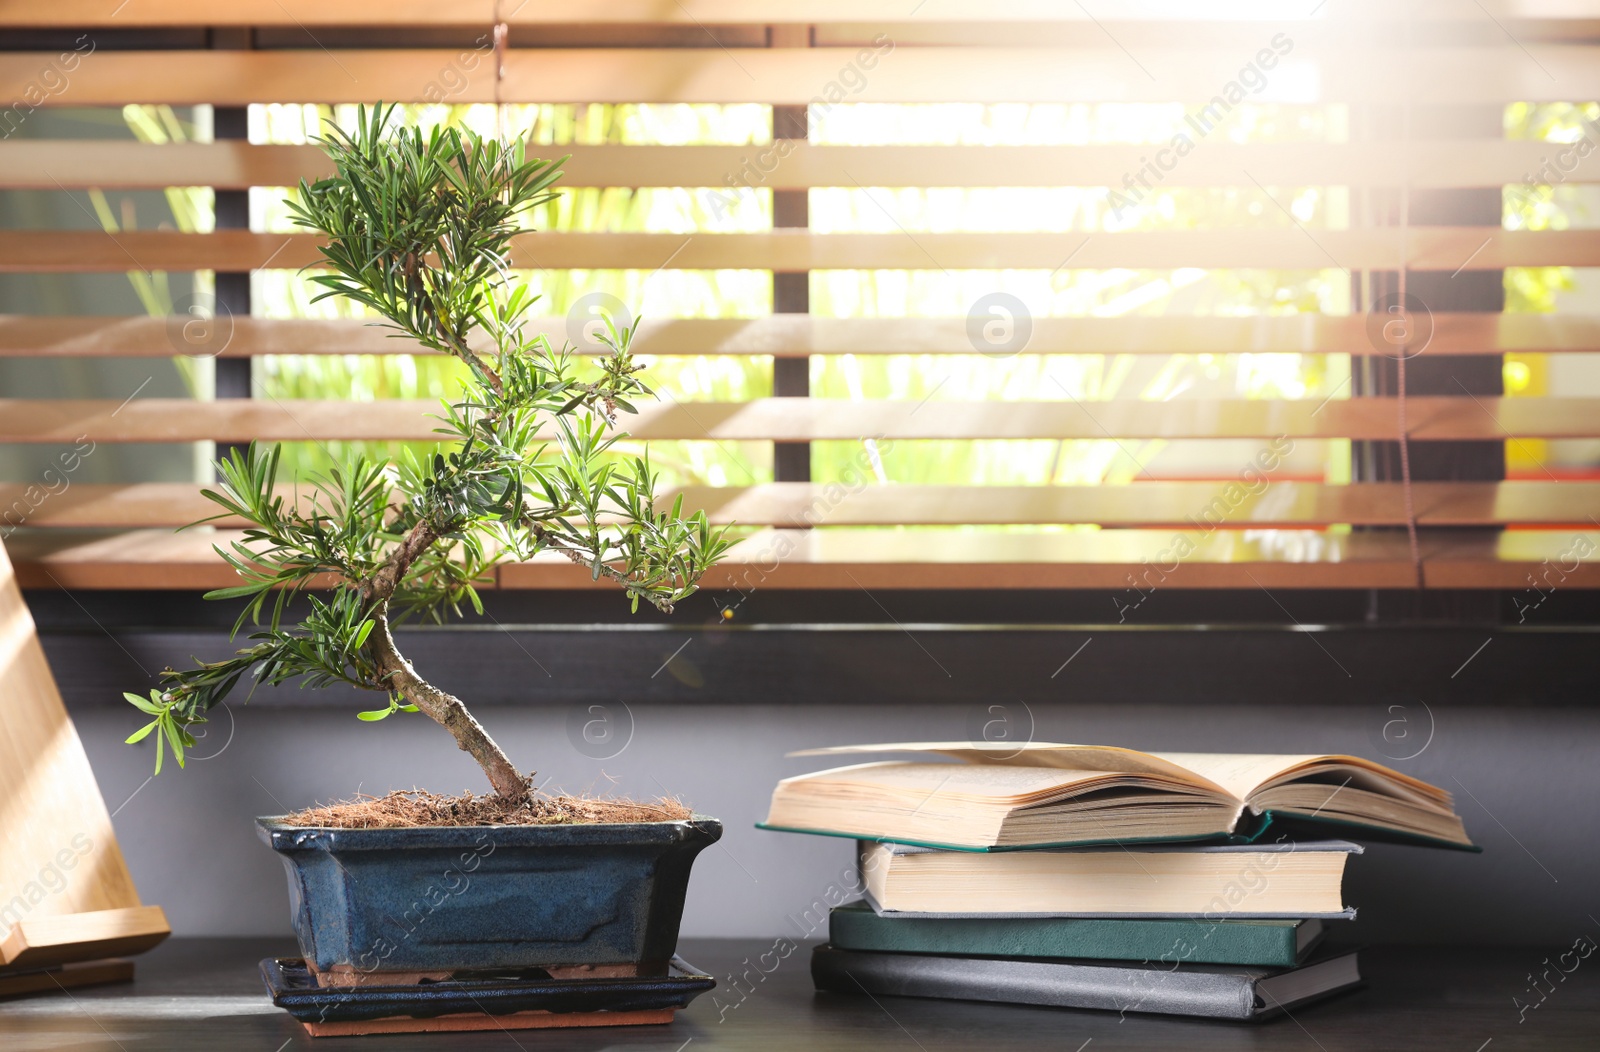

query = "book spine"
[828,911,1301,968]
[812,946,1259,1021]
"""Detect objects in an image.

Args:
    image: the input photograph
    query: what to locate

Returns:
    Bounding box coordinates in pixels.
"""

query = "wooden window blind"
[1,2,1597,593]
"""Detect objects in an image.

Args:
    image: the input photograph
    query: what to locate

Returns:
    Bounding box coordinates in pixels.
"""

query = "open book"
[759,742,1474,851]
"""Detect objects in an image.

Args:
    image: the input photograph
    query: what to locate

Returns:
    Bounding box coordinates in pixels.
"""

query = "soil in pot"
[279,788,691,828]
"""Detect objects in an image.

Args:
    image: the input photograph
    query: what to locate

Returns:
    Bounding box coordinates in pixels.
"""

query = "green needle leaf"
[124,691,162,715]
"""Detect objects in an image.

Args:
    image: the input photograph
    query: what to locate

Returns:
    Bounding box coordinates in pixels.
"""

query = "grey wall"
[73,696,1599,946]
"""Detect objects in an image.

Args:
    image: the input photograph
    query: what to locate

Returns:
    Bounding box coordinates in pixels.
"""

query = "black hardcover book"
[811,944,1361,1021]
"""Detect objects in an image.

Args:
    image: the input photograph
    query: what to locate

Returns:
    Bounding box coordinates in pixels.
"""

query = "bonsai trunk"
[366,602,529,804]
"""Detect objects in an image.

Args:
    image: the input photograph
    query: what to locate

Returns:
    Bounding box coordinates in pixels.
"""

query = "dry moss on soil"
[279,788,691,828]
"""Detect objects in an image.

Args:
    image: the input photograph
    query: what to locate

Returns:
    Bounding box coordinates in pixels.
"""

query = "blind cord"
[1397,198,1422,589]
[1396,21,1423,591]
[492,3,508,140]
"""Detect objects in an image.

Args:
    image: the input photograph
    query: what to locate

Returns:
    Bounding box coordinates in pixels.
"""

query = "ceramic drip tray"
[260,955,716,1037]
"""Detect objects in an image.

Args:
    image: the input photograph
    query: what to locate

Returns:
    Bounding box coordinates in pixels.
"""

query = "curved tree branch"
[367,602,529,802]
[361,519,529,802]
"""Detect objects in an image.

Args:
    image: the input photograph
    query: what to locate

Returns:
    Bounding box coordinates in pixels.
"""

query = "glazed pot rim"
[257,811,718,831]
[256,812,722,850]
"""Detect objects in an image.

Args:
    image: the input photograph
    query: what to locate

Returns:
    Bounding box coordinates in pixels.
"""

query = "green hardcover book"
[828,900,1325,968]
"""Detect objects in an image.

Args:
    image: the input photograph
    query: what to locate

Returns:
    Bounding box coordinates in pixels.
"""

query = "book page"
[1145,753,1326,803]
[771,761,1246,847]
[1151,753,1455,809]
[783,761,1165,805]
[790,743,1455,812]
[791,742,1228,796]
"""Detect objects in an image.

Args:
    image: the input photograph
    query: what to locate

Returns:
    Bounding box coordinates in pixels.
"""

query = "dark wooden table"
[0,939,1591,1050]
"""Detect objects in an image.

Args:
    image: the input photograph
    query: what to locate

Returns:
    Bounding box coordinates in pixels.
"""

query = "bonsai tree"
[124,106,731,806]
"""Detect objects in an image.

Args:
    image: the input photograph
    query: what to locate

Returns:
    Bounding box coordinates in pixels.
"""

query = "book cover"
[758,807,1480,854]
[829,900,1325,968]
[811,944,1363,1021]
[860,839,1362,919]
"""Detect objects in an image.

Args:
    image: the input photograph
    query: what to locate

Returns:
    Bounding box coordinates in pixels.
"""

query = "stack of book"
[761,741,1475,1021]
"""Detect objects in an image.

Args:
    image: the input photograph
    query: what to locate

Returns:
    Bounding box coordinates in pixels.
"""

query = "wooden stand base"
[302,1006,674,1037]
[1,906,169,971]
[0,539,172,993]
[0,958,134,999]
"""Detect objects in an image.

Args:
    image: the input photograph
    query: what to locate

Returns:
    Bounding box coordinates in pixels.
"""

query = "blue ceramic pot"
[257,815,721,975]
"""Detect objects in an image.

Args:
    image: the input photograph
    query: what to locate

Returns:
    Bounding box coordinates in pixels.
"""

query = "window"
[2,6,1596,597]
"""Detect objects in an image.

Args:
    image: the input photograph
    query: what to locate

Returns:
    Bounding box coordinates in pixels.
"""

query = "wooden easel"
[0,537,169,996]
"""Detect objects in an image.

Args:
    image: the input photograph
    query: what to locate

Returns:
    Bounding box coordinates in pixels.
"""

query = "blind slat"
[3,229,1594,273]
[2,397,1594,442]
[5,481,1595,529]
[7,313,1598,358]
[0,1,1586,27]
[3,141,1589,192]
[1,49,1595,106]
